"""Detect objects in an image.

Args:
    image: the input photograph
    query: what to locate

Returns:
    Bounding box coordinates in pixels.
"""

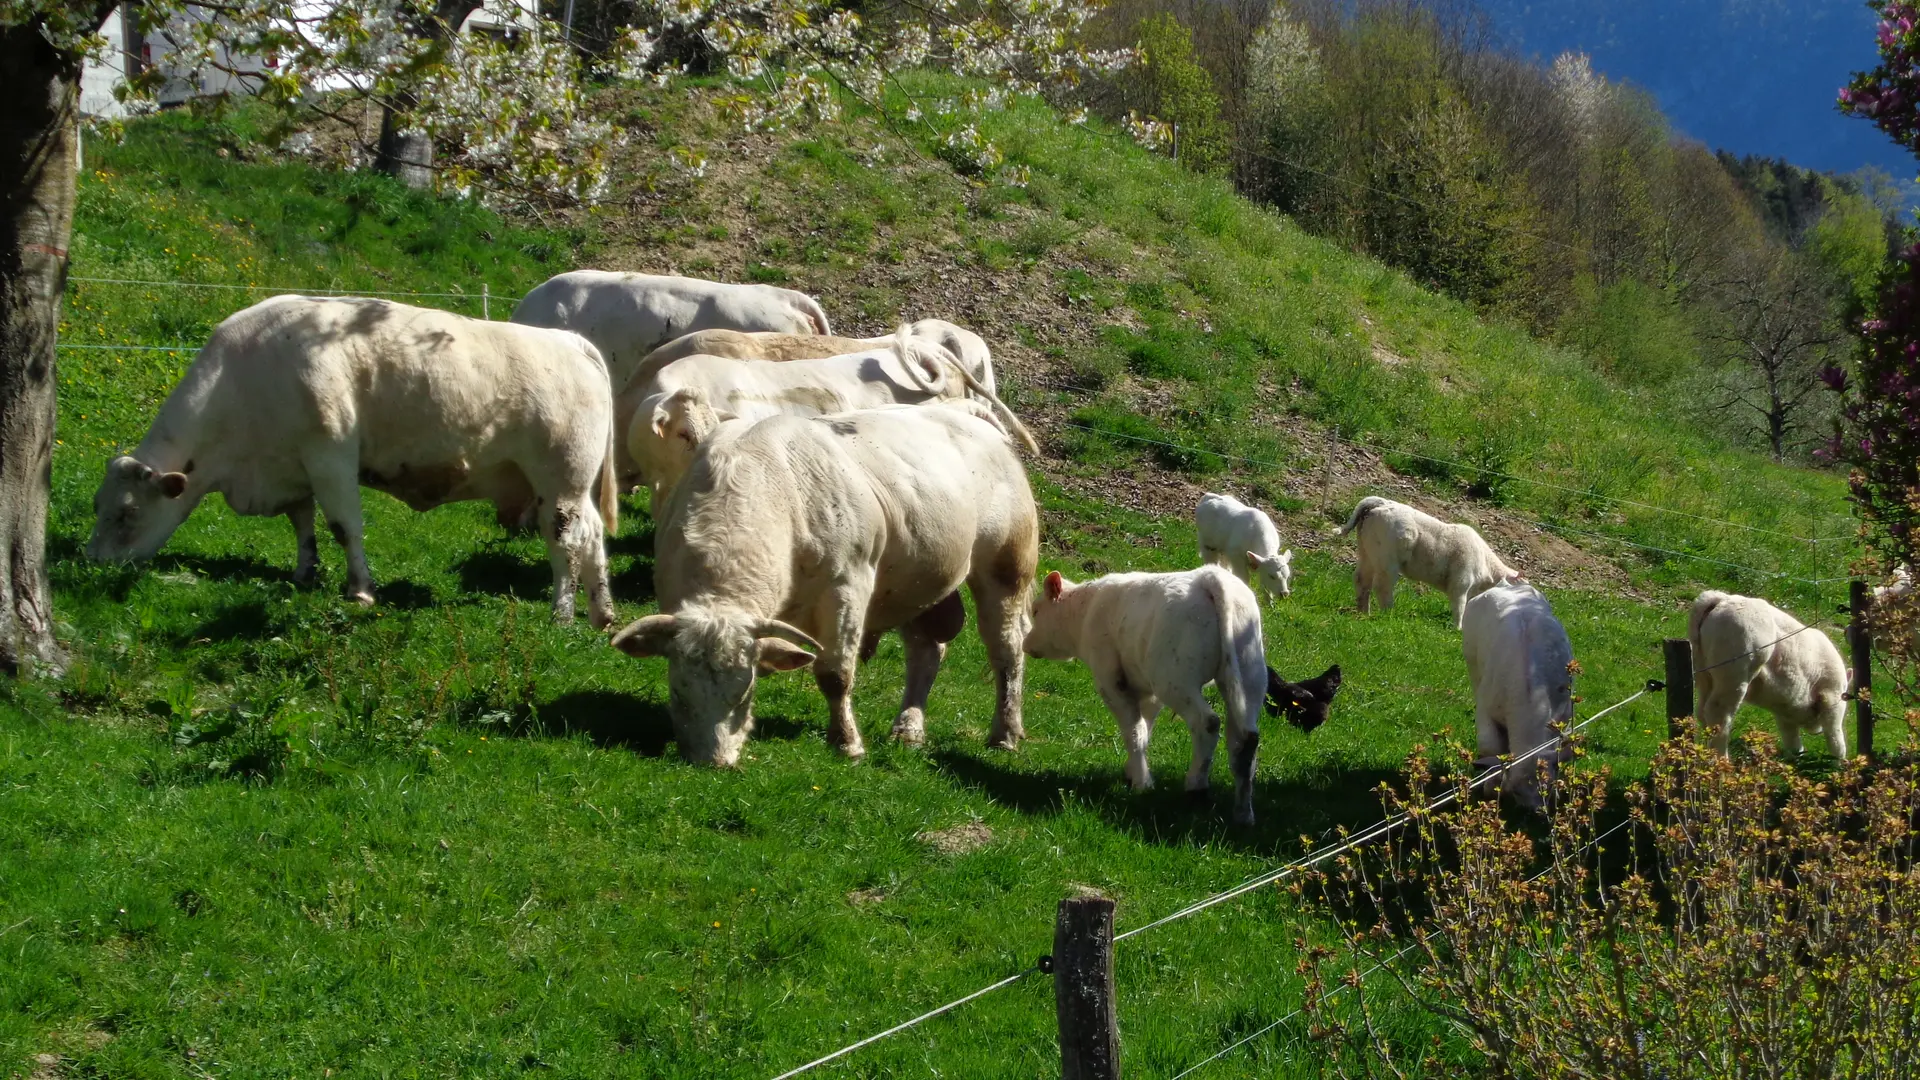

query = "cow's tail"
[797,294,832,336]
[1205,568,1267,737]
[1340,495,1388,536]
[598,408,621,537]
[941,347,1040,456]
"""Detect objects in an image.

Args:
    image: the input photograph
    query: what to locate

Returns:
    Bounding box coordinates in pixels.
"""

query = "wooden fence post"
[1663,638,1693,740]
[1056,896,1120,1080]
[1851,579,1875,759]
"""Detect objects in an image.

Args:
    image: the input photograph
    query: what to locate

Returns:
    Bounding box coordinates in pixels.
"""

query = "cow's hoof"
[889,710,927,746]
[986,734,1021,752]
[1185,787,1210,807]
[347,589,376,608]
[1232,810,1256,827]
[293,568,318,588]
[589,609,616,632]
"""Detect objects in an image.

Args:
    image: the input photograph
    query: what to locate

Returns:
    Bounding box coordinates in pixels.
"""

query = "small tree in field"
[0,0,1123,672]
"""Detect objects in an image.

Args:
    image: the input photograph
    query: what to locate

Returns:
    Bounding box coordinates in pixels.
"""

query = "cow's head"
[642,388,731,506]
[610,609,818,766]
[1266,663,1343,732]
[87,455,195,563]
[1023,570,1081,660]
[1246,548,1293,598]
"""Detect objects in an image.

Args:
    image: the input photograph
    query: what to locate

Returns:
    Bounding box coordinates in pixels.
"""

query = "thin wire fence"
[68,275,520,304]
[1112,682,1656,944]
[1164,816,1637,1079]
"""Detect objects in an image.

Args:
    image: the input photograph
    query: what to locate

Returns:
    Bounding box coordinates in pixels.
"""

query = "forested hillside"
[1091,0,1892,463]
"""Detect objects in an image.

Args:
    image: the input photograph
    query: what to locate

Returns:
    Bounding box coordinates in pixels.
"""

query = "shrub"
[1303,732,1920,1079]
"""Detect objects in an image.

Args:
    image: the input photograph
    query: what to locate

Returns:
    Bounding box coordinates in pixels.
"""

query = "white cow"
[1870,564,1913,652]
[1689,591,1849,758]
[1023,566,1269,826]
[511,270,833,389]
[1461,581,1574,808]
[1341,496,1521,628]
[85,296,618,627]
[633,318,998,396]
[620,329,1035,502]
[1196,492,1293,599]
[610,404,1038,767]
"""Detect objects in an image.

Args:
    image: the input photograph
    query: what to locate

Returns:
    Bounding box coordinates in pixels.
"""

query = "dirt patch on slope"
[524,89,1644,599]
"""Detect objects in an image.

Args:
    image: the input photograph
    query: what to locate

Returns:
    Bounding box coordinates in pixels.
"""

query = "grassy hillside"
[0,93,1867,1077]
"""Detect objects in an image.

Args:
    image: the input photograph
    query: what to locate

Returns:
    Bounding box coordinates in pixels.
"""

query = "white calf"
[1342,496,1520,628]
[1689,591,1849,758]
[1023,566,1269,825]
[1461,581,1574,808]
[1196,492,1293,599]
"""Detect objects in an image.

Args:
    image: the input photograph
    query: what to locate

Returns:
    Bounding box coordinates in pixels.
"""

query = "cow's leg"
[1354,562,1371,613]
[891,592,965,746]
[972,574,1030,751]
[816,657,863,759]
[815,586,868,759]
[538,498,581,625]
[308,462,374,606]
[1375,564,1400,612]
[1777,716,1805,757]
[1096,676,1153,790]
[1816,689,1849,759]
[288,498,319,586]
[1696,668,1748,756]
[1226,724,1261,826]
[1159,685,1220,798]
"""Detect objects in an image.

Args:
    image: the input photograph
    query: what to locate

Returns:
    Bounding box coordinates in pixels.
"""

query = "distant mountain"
[1481,0,1911,184]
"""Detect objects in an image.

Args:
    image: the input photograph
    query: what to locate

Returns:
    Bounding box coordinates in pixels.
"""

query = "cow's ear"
[1279,549,1293,565]
[650,403,673,440]
[157,472,189,499]
[611,614,678,657]
[1044,571,1065,601]
[1244,550,1264,569]
[756,638,816,672]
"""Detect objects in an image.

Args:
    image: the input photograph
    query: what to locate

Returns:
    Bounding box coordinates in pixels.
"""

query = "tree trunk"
[375,100,434,190]
[374,0,484,190]
[0,24,80,676]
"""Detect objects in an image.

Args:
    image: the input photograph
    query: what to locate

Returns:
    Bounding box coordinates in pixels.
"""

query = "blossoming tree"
[1837,0,1920,690]
[0,0,1124,672]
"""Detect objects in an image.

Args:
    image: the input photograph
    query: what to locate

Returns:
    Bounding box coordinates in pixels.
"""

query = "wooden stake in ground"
[1663,638,1693,740]
[1056,895,1120,1080]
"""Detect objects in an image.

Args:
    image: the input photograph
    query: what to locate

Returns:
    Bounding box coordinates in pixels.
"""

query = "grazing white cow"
[1196,491,1293,599]
[85,296,618,627]
[1461,581,1574,808]
[1689,591,1848,758]
[1023,566,1270,825]
[633,318,998,396]
[620,329,1034,502]
[1341,496,1521,628]
[610,404,1038,767]
[1870,564,1913,652]
[511,270,832,389]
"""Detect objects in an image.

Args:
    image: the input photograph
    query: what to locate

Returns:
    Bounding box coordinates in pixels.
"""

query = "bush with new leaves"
[1299,732,1920,1079]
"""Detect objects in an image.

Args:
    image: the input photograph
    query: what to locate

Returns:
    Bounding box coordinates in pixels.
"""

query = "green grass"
[0,102,1875,1076]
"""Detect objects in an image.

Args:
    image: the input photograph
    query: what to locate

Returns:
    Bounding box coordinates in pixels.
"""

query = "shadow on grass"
[530,691,814,756]
[155,552,297,585]
[536,690,677,755]
[927,742,1406,855]
[457,549,550,601]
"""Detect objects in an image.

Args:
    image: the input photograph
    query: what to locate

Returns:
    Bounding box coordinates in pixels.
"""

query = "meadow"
[0,95,1871,1077]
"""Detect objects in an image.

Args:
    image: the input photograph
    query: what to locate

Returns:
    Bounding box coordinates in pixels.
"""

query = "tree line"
[1095,0,1901,463]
